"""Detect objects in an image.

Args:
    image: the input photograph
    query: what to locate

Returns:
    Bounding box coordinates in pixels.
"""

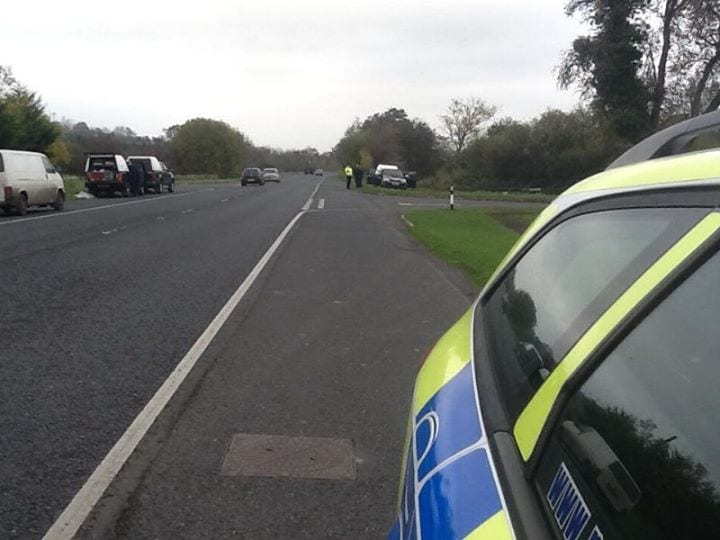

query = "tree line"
[0,66,334,178]
[334,0,720,192]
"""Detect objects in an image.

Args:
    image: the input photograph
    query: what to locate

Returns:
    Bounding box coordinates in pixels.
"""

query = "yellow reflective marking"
[565,150,720,195]
[482,204,559,295]
[412,309,473,415]
[464,510,513,540]
[514,212,720,460]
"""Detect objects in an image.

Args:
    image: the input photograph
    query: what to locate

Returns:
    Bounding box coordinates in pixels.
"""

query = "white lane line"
[398,202,414,206]
[401,214,414,228]
[0,193,190,227]
[181,209,194,214]
[156,216,165,221]
[317,198,325,210]
[42,177,325,540]
[302,178,324,211]
[221,198,230,203]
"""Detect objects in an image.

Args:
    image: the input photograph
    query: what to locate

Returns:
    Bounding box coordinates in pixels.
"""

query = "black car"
[241,167,264,186]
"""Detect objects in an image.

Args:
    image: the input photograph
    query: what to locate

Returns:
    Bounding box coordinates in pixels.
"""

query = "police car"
[390,111,720,540]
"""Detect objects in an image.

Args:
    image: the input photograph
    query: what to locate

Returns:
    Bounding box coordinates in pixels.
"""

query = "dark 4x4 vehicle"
[127,156,175,193]
[241,167,264,186]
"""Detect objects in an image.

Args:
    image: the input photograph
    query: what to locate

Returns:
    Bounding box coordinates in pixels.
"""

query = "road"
[1,175,477,539]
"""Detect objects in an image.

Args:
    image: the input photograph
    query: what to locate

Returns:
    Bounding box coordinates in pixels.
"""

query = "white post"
[450,185,455,210]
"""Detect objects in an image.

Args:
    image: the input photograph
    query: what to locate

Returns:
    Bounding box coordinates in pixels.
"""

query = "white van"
[0,149,65,216]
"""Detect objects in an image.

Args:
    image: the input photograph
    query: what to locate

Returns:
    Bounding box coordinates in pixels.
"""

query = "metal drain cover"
[220,433,356,480]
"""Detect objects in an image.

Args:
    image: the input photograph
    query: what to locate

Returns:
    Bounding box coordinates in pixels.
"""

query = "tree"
[333,108,442,176]
[168,118,250,177]
[0,66,59,152]
[439,97,497,153]
[559,0,652,141]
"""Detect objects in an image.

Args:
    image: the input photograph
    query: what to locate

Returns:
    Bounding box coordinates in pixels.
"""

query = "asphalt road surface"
[1,175,478,539]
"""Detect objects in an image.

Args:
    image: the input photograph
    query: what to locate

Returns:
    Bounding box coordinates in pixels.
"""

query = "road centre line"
[317,198,325,209]
[0,193,190,226]
[42,178,325,540]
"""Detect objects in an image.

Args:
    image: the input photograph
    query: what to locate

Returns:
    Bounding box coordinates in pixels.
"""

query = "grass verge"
[362,184,555,203]
[63,176,85,199]
[406,208,540,287]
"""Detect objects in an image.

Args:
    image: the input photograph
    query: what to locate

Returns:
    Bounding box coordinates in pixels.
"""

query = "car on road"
[127,155,174,194]
[380,168,407,189]
[84,153,131,197]
[241,167,264,186]
[314,169,324,176]
[390,110,720,540]
[0,149,65,215]
[262,168,281,182]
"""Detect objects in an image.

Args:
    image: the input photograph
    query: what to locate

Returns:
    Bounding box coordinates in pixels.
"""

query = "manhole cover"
[220,434,356,480]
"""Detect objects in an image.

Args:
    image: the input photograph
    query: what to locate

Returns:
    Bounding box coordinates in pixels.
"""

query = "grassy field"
[405,207,541,287]
[362,184,555,204]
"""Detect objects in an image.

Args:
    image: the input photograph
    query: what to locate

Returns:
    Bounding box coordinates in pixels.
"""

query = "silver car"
[261,168,280,182]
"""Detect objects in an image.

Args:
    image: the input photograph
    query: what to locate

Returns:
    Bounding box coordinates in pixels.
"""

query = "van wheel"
[16,194,28,216]
[52,191,65,211]
[168,181,175,193]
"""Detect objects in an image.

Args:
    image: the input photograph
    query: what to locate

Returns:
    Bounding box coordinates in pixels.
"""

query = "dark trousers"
[354,176,363,188]
[346,175,352,189]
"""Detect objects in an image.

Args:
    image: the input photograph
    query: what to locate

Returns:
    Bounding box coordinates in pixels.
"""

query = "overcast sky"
[2,0,586,152]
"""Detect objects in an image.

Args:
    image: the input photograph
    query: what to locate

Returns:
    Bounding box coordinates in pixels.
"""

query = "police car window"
[484,207,705,422]
[535,249,720,540]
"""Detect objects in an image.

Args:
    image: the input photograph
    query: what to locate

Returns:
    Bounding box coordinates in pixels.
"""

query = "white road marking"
[317,198,325,209]
[156,216,165,221]
[302,179,324,211]
[398,202,414,206]
[221,198,230,203]
[0,193,190,226]
[101,230,115,235]
[42,178,325,540]
[401,214,414,228]
[181,209,194,214]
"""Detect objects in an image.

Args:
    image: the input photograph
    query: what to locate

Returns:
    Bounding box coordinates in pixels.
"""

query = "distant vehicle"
[368,163,400,186]
[304,167,314,175]
[262,168,281,182]
[0,149,65,215]
[380,168,407,189]
[403,170,417,188]
[314,169,324,176]
[127,156,174,194]
[241,167,264,186]
[84,153,130,197]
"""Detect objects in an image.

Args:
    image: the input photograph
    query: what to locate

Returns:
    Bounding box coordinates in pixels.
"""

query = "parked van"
[0,149,65,216]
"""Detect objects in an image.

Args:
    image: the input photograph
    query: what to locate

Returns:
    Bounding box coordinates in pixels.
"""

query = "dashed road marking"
[221,198,230,203]
[401,214,414,228]
[317,198,325,210]
[181,209,194,214]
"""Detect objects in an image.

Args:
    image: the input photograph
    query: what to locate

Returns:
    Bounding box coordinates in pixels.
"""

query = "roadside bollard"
[450,185,455,210]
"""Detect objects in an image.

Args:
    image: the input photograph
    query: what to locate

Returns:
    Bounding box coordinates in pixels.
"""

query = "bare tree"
[440,97,497,153]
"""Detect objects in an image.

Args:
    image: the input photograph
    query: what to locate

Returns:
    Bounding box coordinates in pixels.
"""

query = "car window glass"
[41,156,56,173]
[535,250,720,540]
[484,208,706,421]
[0,153,4,173]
